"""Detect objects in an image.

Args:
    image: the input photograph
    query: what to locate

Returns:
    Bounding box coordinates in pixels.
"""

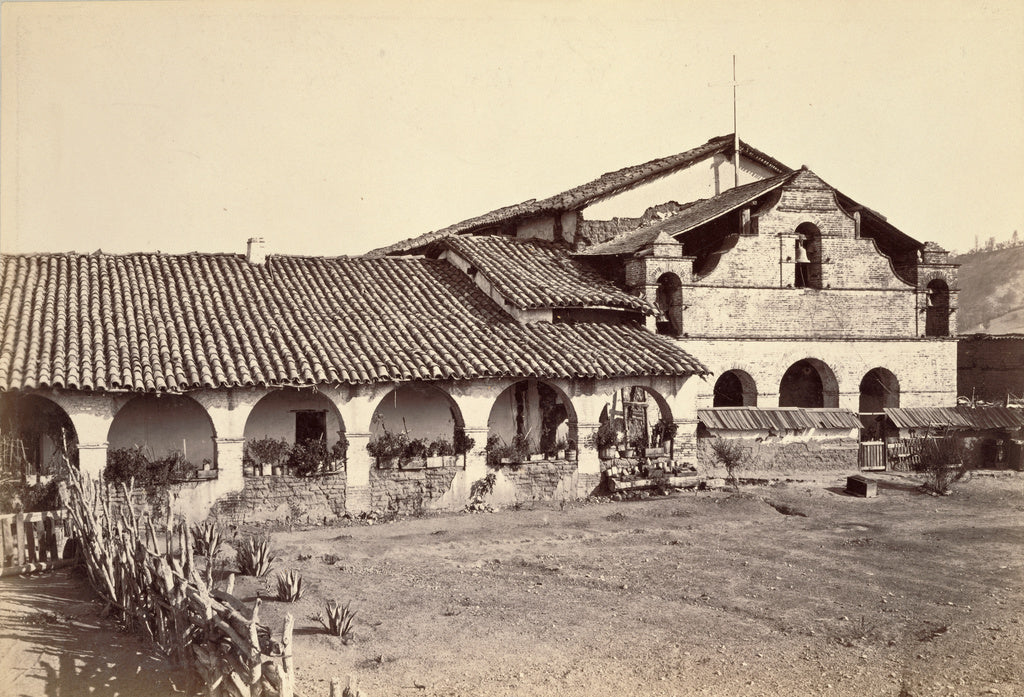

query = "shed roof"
[884,406,1024,430]
[0,252,708,393]
[698,407,862,431]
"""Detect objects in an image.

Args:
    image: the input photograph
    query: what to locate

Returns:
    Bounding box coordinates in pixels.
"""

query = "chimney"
[246,237,267,264]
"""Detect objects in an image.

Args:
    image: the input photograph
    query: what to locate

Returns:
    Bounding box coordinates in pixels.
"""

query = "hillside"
[952,245,1024,334]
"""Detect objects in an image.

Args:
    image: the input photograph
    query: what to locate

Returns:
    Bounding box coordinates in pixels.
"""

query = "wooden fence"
[887,440,923,471]
[0,509,72,576]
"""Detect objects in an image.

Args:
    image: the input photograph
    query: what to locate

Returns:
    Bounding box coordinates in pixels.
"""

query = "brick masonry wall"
[660,169,933,341]
[686,337,957,410]
[369,465,460,515]
[209,473,347,525]
[697,436,859,472]
[957,336,1024,402]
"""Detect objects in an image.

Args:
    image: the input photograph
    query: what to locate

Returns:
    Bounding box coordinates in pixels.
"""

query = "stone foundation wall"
[209,472,347,525]
[697,437,858,472]
[369,465,460,515]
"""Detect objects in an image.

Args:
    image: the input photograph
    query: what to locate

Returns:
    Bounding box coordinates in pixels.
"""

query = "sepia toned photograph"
[1,1,1022,695]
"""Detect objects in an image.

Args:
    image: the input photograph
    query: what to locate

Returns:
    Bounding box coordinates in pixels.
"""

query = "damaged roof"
[578,172,797,256]
[0,252,708,393]
[369,135,788,256]
[441,235,656,313]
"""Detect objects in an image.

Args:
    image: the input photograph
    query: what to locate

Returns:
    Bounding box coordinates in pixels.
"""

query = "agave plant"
[191,520,223,558]
[235,534,275,577]
[315,599,357,641]
[276,569,304,602]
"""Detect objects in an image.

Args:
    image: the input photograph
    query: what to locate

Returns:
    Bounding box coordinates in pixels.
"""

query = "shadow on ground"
[0,569,178,697]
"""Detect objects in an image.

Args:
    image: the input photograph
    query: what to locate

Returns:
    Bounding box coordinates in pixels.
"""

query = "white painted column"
[325,384,393,515]
[344,432,373,514]
[570,391,611,496]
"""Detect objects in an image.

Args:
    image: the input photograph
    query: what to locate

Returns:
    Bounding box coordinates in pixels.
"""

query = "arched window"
[925,279,950,337]
[655,273,683,336]
[713,370,758,407]
[794,223,822,289]
[779,358,839,408]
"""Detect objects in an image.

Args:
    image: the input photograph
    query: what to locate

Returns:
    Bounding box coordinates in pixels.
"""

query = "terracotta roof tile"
[0,252,708,392]
[442,236,655,313]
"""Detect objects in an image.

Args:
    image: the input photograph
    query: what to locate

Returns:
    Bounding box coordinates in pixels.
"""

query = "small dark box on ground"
[846,474,877,498]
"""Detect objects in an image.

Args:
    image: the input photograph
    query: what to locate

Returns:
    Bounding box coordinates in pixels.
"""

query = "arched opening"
[106,394,216,482]
[0,393,78,482]
[655,272,684,336]
[779,358,839,408]
[369,384,465,464]
[925,279,950,337]
[794,222,823,289]
[859,368,899,441]
[595,385,673,457]
[713,370,758,407]
[487,380,576,461]
[244,389,346,474]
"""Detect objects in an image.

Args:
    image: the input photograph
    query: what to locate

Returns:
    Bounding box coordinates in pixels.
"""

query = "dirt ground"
[1,470,1022,697]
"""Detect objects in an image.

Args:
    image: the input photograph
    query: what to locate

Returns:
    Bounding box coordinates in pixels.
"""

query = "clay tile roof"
[370,134,789,257]
[0,252,708,393]
[442,236,655,313]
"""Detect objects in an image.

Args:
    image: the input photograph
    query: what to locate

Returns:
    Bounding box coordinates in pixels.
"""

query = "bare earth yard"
[2,471,1022,697]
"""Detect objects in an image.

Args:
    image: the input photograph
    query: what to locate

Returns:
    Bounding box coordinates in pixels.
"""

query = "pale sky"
[1,0,1022,257]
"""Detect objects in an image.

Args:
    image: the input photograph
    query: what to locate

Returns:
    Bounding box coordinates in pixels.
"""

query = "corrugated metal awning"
[884,406,1024,430]
[698,407,862,431]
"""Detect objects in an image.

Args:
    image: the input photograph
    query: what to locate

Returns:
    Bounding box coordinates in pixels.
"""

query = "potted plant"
[593,420,619,459]
[426,437,455,468]
[553,437,568,460]
[244,437,290,478]
[367,429,409,469]
[401,438,428,469]
[565,439,577,461]
[511,434,532,463]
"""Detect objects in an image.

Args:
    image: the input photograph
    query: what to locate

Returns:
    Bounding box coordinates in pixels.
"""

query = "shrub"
[191,520,223,558]
[470,472,497,499]
[708,438,750,490]
[276,570,304,602]
[105,447,196,486]
[235,534,275,577]
[920,435,967,495]
[315,600,357,641]
[453,427,475,455]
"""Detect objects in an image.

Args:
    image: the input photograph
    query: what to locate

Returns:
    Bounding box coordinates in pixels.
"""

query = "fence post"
[14,513,26,566]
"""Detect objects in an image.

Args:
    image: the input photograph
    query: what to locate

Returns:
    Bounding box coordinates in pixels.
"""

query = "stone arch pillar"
[321,383,394,515]
[49,392,132,479]
[188,388,270,492]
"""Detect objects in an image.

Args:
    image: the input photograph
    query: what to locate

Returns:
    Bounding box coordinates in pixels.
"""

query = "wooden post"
[0,516,11,566]
[280,614,295,697]
[14,513,26,566]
